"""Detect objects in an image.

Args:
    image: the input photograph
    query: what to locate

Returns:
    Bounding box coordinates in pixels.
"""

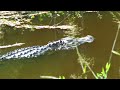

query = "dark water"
[0,12,120,79]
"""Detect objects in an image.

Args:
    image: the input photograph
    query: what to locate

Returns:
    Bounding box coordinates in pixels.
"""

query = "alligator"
[0,35,94,61]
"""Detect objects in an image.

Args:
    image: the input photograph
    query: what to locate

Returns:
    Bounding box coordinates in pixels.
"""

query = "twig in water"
[0,43,25,49]
[40,76,60,79]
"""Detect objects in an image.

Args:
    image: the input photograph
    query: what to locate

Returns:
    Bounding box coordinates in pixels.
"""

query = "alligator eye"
[90,37,94,40]
[87,36,94,43]
[60,41,64,45]
[60,40,62,43]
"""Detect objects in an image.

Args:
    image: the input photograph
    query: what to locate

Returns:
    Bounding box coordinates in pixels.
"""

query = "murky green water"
[0,11,120,79]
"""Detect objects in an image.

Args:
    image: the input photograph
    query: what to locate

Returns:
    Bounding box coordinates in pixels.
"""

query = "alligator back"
[0,35,94,61]
[0,45,49,60]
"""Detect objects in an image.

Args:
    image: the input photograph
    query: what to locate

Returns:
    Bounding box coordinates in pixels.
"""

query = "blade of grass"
[76,47,98,79]
[108,22,120,63]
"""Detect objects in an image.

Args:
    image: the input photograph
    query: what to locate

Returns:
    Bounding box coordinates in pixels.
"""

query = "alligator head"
[47,35,94,50]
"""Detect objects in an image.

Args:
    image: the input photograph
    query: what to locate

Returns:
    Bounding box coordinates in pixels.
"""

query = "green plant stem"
[76,47,98,79]
[109,23,120,63]
[76,47,84,72]
[84,61,98,79]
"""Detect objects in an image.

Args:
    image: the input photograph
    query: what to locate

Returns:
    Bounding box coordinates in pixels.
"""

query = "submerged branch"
[40,76,60,79]
[0,18,74,30]
[15,25,74,30]
[0,43,25,49]
[33,25,74,30]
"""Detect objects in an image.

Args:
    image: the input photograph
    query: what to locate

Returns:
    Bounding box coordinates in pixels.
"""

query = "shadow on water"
[0,12,120,79]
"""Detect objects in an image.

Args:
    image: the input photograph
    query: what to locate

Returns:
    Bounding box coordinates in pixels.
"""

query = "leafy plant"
[58,76,65,79]
[96,62,111,79]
